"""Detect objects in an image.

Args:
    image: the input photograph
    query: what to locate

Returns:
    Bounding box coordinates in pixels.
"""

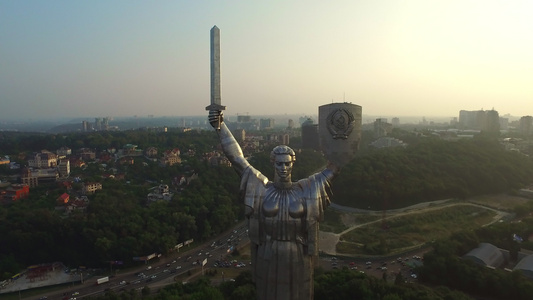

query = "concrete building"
[58,159,70,178]
[28,151,58,169]
[21,168,58,187]
[83,182,102,194]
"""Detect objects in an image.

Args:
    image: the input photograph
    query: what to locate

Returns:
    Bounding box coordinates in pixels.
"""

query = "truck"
[96,276,109,285]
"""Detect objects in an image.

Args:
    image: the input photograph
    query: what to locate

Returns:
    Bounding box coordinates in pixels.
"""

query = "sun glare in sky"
[1,1,532,120]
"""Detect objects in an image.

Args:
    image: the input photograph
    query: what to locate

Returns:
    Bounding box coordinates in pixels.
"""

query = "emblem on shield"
[326,109,355,140]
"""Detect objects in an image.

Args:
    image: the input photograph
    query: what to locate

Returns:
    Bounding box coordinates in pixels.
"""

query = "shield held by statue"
[318,103,362,167]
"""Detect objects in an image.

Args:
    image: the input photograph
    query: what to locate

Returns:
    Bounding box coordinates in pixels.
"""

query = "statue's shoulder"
[242,165,269,185]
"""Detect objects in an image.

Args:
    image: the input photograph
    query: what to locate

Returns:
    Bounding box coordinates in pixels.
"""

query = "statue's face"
[274,154,293,180]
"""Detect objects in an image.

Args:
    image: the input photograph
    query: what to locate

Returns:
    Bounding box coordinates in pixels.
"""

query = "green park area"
[328,204,498,256]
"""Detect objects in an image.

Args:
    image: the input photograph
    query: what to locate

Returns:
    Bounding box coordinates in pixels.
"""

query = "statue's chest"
[262,186,305,219]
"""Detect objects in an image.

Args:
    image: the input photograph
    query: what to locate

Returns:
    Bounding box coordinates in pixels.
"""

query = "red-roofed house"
[57,193,70,204]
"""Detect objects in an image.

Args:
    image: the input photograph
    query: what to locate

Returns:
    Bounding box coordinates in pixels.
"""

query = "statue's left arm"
[324,160,341,180]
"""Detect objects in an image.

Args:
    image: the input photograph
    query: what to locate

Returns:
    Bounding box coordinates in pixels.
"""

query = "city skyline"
[2,1,533,121]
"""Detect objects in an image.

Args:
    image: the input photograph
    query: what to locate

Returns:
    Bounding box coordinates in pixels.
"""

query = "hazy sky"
[2,1,533,121]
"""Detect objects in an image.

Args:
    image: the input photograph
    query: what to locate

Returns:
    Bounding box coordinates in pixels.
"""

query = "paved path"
[319,199,512,255]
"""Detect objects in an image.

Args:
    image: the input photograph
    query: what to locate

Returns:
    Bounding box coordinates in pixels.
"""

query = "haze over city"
[2,1,533,121]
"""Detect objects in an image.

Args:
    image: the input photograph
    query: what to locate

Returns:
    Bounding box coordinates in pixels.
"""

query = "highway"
[25,223,249,300]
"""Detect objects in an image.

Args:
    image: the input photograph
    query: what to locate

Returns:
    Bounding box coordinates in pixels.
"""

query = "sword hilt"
[206,104,226,130]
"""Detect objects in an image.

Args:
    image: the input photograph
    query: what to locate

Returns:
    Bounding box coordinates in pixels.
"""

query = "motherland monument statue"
[207,25,361,300]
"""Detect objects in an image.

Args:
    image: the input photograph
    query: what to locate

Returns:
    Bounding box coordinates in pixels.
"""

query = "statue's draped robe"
[241,166,334,300]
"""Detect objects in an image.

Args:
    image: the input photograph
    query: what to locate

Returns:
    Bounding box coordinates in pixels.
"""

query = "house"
[173,175,187,186]
[145,147,158,157]
[66,196,89,213]
[98,152,113,163]
[119,157,134,165]
[160,148,181,166]
[57,193,70,205]
[78,148,96,161]
[0,156,10,165]
[123,144,143,157]
[56,147,72,156]
[0,184,29,204]
[147,184,173,202]
[70,158,86,168]
[58,181,72,190]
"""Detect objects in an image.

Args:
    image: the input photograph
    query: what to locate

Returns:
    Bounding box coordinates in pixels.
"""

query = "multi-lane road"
[25,224,249,300]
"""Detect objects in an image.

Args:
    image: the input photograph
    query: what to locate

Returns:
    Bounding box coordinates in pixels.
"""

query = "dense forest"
[1,129,533,283]
[334,137,533,209]
[0,130,328,279]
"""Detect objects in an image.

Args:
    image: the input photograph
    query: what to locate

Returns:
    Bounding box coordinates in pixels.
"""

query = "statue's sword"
[205,25,226,129]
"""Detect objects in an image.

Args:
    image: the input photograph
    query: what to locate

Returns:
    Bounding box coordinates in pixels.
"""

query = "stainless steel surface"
[206,25,225,129]
[209,113,339,300]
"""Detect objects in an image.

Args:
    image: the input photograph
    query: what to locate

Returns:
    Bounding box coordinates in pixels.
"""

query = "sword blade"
[206,25,226,112]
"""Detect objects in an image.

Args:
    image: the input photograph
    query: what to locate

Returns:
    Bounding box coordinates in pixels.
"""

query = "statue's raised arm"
[208,110,250,176]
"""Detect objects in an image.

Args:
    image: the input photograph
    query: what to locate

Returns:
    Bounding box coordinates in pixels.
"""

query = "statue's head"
[271,145,295,182]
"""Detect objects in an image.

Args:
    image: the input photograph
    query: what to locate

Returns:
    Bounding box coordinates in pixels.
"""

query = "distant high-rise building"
[238,115,252,123]
[391,117,400,126]
[450,117,458,126]
[103,117,110,130]
[459,109,500,132]
[287,119,294,129]
[499,117,508,131]
[82,121,89,132]
[519,116,533,136]
[259,118,275,130]
[485,110,500,133]
[233,129,246,142]
[279,134,290,145]
[301,118,319,150]
[95,118,102,130]
[374,118,392,137]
